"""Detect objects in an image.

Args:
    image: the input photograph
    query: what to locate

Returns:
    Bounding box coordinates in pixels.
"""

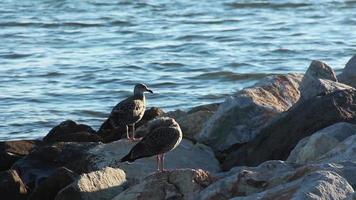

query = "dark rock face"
[0,140,40,171]
[222,89,356,170]
[98,107,165,143]
[12,142,97,190]
[43,120,101,143]
[28,167,78,200]
[338,55,356,87]
[0,169,28,200]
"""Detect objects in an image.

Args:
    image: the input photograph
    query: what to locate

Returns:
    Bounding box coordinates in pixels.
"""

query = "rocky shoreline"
[1,55,356,200]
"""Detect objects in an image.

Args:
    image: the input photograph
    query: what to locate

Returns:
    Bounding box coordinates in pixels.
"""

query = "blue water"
[1,0,355,140]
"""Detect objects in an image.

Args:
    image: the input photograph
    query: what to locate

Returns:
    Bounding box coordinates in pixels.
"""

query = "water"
[1,0,355,141]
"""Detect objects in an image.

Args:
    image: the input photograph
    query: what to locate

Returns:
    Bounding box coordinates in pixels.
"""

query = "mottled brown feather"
[109,94,146,128]
[121,118,182,162]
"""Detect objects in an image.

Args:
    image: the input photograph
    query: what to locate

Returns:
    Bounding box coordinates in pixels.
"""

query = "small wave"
[0,21,104,28]
[181,19,240,25]
[77,110,107,118]
[151,82,178,87]
[271,48,297,53]
[193,71,270,81]
[226,2,310,9]
[38,72,66,77]
[109,20,134,26]
[152,62,185,68]
[0,53,32,59]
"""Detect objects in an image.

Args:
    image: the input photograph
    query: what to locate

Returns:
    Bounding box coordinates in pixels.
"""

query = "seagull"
[108,83,153,141]
[121,117,182,172]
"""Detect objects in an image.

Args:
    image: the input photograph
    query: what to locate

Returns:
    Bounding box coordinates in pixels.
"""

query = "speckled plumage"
[104,83,153,140]
[109,94,146,128]
[121,117,183,170]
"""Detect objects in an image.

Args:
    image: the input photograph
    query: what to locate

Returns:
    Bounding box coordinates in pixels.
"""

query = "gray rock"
[197,73,303,152]
[316,134,356,163]
[0,140,40,171]
[12,142,97,189]
[87,139,220,184]
[339,55,356,88]
[112,169,213,200]
[0,169,28,200]
[28,167,78,200]
[163,109,214,141]
[222,89,356,169]
[287,122,356,164]
[199,160,356,200]
[230,171,353,200]
[55,167,126,200]
[299,60,351,102]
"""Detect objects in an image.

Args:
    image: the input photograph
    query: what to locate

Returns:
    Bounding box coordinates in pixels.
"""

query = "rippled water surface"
[1,0,356,140]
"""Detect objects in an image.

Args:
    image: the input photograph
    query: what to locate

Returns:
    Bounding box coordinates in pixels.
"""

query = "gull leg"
[161,154,165,172]
[157,154,165,172]
[131,124,142,141]
[156,155,161,171]
[126,125,132,141]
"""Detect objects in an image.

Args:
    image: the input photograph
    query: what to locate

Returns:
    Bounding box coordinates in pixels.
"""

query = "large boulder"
[299,60,351,102]
[199,160,356,200]
[222,89,356,169]
[316,134,356,164]
[338,55,356,88]
[197,73,303,152]
[0,140,40,171]
[287,122,356,164]
[87,139,221,183]
[28,167,78,200]
[12,142,97,189]
[55,167,126,200]
[187,103,220,114]
[230,171,353,200]
[112,169,213,200]
[43,120,101,143]
[0,169,28,200]
[164,108,215,141]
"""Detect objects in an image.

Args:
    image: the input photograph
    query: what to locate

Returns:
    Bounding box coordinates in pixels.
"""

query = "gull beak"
[146,89,153,93]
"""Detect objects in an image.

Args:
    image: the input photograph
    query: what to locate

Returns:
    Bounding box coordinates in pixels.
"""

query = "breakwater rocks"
[2,55,356,200]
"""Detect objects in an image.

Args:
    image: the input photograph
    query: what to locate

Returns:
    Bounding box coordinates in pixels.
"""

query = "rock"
[12,142,97,189]
[199,160,356,200]
[230,171,353,200]
[164,109,214,141]
[299,60,351,102]
[112,169,213,200]
[179,111,214,140]
[197,73,303,152]
[316,134,356,164]
[222,89,356,169]
[287,122,356,164]
[187,103,220,114]
[55,167,126,200]
[0,169,28,200]
[339,55,356,88]
[98,107,165,143]
[165,109,187,120]
[304,60,337,82]
[43,120,100,143]
[346,192,356,200]
[87,139,221,183]
[0,140,40,171]
[28,167,78,200]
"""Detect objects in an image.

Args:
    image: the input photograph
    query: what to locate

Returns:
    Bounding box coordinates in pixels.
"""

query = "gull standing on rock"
[109,83,153,141]
[121,117,182,172]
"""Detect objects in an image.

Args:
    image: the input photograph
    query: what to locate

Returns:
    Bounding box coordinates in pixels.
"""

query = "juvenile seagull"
[121,117,182,172]
[109,83,153,141]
